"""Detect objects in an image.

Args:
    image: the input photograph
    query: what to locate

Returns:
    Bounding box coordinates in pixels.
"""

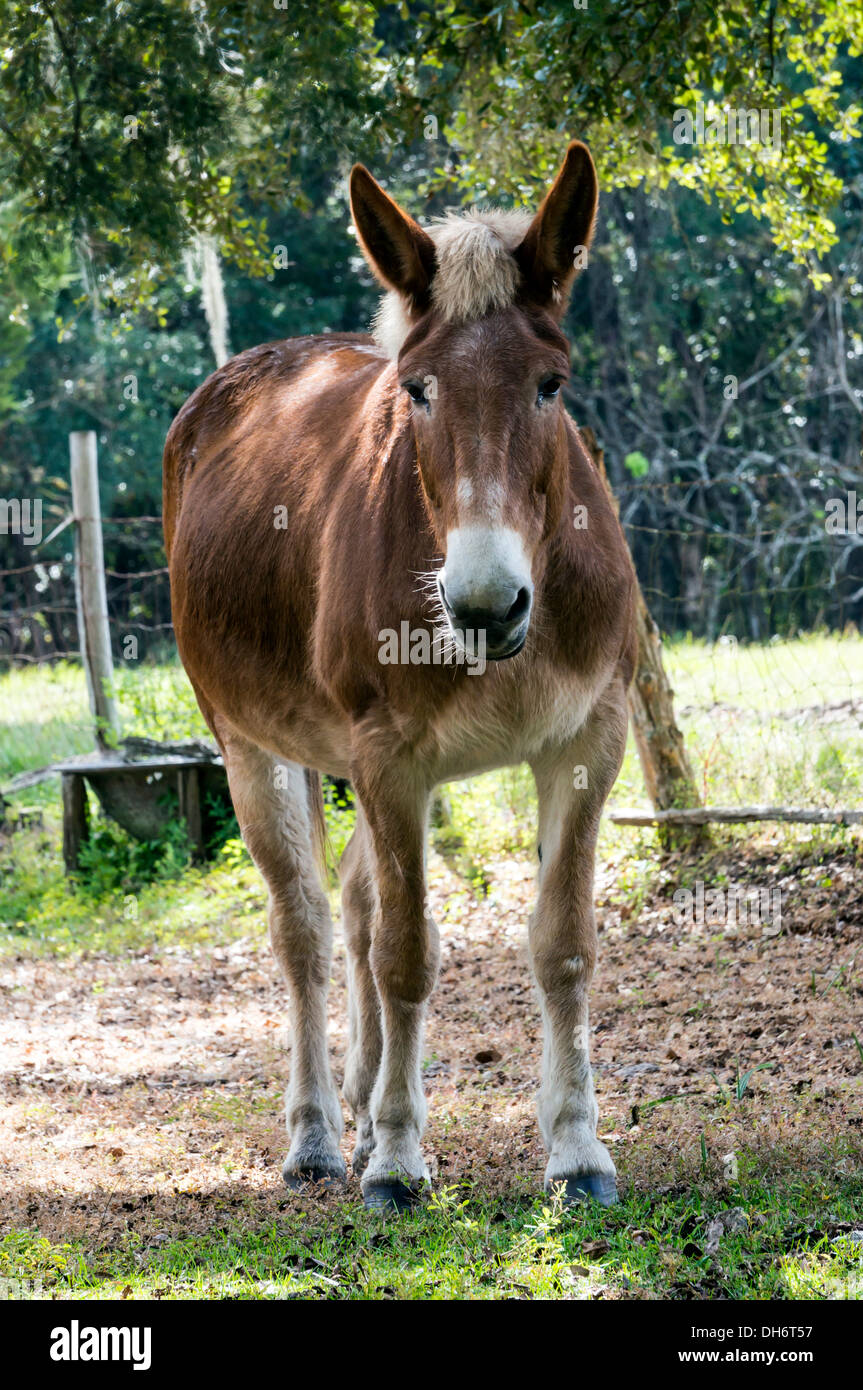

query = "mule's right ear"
[350,164,437,311]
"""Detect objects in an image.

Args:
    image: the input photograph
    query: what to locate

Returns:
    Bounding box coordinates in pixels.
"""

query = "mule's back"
[164,333,410,734]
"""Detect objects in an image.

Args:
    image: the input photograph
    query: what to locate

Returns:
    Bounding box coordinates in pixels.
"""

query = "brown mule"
[164,141,636,1210]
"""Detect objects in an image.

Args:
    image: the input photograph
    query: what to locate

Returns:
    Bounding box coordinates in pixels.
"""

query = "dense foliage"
[0,1,860,661]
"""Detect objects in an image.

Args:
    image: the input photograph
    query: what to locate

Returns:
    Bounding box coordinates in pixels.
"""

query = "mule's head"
[349,142,598,660]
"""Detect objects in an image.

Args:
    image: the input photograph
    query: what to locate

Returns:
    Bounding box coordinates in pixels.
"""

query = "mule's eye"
[537,376,561,404]
[404,381,429,408]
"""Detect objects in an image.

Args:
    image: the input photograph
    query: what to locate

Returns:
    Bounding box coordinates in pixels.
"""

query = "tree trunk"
[627,582,701,814]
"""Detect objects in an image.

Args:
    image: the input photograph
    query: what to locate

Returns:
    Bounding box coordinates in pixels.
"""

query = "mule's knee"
[370,913,440,1006]
[531,940,596,1003]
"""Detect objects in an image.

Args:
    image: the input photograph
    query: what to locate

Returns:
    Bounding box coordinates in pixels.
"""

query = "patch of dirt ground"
[1,840,861,1244]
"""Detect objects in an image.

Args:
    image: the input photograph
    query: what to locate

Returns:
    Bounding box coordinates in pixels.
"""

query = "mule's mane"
[372,207,533,359]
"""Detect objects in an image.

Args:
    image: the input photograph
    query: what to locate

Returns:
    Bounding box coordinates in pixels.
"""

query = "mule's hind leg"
[220,730,345,1187]
[528,679,629,1207]
[339,809,382,1175]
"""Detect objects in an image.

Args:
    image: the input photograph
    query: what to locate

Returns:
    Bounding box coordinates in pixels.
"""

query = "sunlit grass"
[2,1165,860,1301]
[1,642,861,1301]
[1,633,860,957]
[662,630,863,810]
[666,630,863,710]
[0,662,92,777]
[0,827,266,956]
[2,633,859,818]
[0,659,210,782]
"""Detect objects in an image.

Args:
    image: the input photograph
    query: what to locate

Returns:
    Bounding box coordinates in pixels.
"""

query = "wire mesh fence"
[1,464,861,817]
[0,512,171,666]
[611,466,863,818]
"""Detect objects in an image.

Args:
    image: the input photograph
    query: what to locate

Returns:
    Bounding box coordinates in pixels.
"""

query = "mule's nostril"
[443,584,531,632]
[440,570,531,630]
[506,587,531,624]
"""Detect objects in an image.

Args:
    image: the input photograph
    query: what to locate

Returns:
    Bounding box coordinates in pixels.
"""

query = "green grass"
[2,628,860,842]
[1,635,861,956]
[1,638,861,1300]
[0,663,94,779]
[2,1167,861,1301]
[0,659,210,783]
[664,630,863,808]
[0,819,271,955]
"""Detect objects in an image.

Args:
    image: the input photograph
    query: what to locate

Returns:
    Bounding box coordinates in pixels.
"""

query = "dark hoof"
[363,1180,423,1212]
[562,1174,618,1207]
[282,1160,346,1192]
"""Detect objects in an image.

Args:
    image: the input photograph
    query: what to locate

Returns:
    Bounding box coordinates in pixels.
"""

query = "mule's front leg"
[529,688,628,1207]
[352,740,439,1210]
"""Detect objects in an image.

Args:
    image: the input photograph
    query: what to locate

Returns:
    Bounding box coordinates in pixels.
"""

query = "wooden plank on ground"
[609,805,863,827]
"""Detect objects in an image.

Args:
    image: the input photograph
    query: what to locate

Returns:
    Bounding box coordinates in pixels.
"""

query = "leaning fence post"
[70,430,120,750]
[580,428,703,836]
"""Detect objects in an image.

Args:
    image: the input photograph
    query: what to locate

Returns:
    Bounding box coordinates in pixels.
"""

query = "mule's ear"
[514,141,598,314]
[350,164,437,310]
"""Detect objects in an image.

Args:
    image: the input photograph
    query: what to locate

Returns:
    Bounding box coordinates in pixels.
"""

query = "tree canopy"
[1,0,860,297]
[0,0,394,304]
[410,0,861,270]
[0,1,860,660]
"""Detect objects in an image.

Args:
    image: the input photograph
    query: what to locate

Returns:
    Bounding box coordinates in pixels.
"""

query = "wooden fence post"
[580,429,702,829]
[177,766,205,862]
[70,430,120,750]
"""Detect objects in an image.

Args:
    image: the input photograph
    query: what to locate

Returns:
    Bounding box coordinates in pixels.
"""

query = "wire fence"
[619,463,862,815]
[0,512,171,666]
[1,466,861,816]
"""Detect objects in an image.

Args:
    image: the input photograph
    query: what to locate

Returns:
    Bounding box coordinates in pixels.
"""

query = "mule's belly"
[214,698,354,780]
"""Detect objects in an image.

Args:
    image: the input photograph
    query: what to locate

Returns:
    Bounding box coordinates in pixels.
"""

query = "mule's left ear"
[514,141,598,314]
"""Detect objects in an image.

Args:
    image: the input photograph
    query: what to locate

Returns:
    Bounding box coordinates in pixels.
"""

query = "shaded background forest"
[0,0,861,663]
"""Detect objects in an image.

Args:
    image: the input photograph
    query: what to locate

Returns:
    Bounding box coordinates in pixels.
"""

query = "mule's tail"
[304,767,328,879]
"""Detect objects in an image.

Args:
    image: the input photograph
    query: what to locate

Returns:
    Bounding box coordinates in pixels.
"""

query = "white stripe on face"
[456,476,505,524]
[456,477,474,512]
